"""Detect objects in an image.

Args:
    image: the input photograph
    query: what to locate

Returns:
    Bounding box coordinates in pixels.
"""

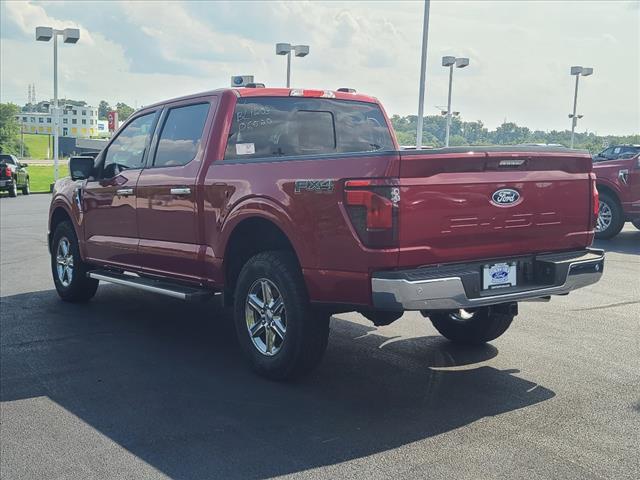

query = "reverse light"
[344,179,399,248]
[289,89,335,98]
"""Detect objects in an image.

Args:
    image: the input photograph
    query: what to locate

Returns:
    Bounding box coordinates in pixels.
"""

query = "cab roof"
[141,87,379,111]
[234,87,379,104]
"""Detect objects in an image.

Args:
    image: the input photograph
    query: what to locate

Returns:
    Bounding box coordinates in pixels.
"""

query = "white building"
[16,105,100,138]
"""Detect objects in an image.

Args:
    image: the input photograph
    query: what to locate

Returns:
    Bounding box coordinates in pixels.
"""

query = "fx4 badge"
[294,179,334,194]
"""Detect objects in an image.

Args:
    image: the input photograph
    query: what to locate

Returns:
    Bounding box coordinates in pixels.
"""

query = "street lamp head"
[63,28,80,44]
[570,66,583,75]
[581,67,593,76]
[442,56,456,67]
[455,57,469,68]
[276,43,292,55]
[35,26,53,42]
[294,45,309,57]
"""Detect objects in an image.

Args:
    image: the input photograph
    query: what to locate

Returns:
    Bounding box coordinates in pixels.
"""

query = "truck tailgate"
[398,149,594,266]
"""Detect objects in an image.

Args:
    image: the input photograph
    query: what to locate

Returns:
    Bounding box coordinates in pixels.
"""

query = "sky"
[1,0,639,135]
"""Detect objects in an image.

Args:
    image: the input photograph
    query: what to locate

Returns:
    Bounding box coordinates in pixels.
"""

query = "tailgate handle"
[170,187,191,196]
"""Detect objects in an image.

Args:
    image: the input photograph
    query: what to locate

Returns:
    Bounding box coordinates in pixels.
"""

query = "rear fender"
[218,197,306,266]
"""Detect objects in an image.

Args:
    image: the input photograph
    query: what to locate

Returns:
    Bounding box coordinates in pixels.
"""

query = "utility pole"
[416,0,431,149]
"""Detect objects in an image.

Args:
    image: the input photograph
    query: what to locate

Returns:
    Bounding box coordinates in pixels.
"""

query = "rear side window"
[224,97,393,161]
[154,103,210,167]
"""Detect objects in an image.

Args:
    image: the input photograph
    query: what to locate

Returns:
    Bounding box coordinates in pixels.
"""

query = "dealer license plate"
[483,262,517,290]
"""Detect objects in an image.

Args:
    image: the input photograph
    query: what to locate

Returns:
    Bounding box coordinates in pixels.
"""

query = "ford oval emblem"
[491,270,509,280]
[492,188,520,206]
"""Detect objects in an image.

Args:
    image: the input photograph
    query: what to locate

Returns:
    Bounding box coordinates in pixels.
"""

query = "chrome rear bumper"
[372,248,605,311]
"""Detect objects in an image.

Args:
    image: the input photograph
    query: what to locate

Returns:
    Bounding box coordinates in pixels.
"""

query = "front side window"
[102,112,156,178]
[153,103,209,168]
[224,97,393,161]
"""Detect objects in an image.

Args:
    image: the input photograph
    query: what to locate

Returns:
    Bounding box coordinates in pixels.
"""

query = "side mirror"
[69,156,95,180]
[20,163,28,167]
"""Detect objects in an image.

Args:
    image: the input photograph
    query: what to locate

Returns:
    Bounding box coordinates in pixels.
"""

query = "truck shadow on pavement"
[1,287,555,479]
[593,228,640,255]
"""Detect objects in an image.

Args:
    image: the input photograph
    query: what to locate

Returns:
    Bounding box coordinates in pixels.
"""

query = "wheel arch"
[596,183,621,207]
[48,204,78,254]
[221,210,303,306]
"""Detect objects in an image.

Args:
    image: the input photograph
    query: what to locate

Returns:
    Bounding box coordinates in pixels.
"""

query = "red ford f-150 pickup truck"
[48,87,604,379]
[592,148,640,238]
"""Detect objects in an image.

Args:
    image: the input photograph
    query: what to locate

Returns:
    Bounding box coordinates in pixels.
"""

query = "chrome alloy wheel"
[56,237,74,287]
[596,200,612,233]
[245,278,287,356]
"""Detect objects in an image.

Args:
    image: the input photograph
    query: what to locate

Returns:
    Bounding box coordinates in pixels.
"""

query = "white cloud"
[1,0,638,135]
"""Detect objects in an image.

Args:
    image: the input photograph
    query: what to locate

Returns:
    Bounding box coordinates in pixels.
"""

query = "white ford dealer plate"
[483,262,517,290]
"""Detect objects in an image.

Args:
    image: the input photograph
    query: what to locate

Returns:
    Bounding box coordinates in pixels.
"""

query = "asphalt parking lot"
[1,194,638,480]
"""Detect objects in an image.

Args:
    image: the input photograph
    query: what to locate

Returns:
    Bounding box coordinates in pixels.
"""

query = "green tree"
[116,102,134,121]
[491,122,531,145]
[0,103,24,155]
[98,100,110,120]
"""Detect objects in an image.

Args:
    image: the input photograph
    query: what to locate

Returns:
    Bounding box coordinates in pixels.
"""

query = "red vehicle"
[48,87,604,379]
[592,147,640,238]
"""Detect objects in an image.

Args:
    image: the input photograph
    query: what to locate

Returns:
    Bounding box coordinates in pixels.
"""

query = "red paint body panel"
[397,150,594,266]
[49,87,597,309]
[593,155,640,220]
[82,170,141,266]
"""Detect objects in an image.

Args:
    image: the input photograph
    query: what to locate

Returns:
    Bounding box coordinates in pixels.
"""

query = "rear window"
[224,97,393,161]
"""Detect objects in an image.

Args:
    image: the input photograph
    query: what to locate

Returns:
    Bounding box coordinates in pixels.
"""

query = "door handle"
[116,188,134,196]
[170,187,191,196]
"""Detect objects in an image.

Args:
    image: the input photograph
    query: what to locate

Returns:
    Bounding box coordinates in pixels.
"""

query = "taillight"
[4,167,11,177]
[591,177,599,229]
[344,179,399,248]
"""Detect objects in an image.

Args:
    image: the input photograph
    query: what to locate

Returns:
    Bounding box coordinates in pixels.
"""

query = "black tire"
[21,178,30,195]
[8,180,17,197]
[429,306,514,345]
[51,221,99,302]
[595,192,624,239]
[233,251,330,380]
[632,219,640,231]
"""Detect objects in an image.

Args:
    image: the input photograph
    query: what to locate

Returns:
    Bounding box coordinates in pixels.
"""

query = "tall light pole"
[442,55,469,147]
[416,0,431,149]
[276,43,309,88]
[569,65,593,148]
[35,26,80,182]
